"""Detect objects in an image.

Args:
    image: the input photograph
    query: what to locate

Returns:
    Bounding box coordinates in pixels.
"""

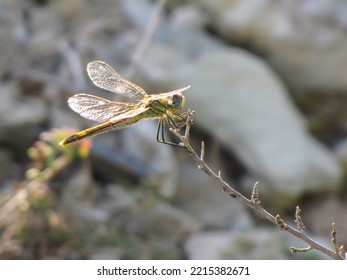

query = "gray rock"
[121,122,178,198]
[303,196,347,246]
[193,0,347,91]
[174,162,253,229]
[125,201,201,243]
[59,162,109,225]
[102,184,201,244]
[0,83,48,126]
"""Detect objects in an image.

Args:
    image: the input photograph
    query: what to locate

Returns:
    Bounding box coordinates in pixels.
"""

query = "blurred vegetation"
[0,128,183,259]
[0,128,92,259]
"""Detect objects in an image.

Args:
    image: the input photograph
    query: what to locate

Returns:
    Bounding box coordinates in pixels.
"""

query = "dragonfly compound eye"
[171,94,185,111]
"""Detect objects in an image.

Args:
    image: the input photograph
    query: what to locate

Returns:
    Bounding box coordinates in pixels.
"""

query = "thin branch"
[331,223,339,255]
[125,0,167,79]
[170,110,345,260]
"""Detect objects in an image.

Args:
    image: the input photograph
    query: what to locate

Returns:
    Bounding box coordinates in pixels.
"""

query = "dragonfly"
[59,61,190,147]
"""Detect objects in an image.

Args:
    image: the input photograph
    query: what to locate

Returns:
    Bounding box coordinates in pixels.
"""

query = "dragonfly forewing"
[87,61,148,100]
[146,85,191,101]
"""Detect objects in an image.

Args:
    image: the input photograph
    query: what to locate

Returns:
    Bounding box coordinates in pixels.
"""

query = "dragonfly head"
[168,93,185,113]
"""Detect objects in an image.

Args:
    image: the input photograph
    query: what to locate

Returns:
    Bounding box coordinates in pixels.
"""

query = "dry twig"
[125,0,167,79]
[170,110,345,260]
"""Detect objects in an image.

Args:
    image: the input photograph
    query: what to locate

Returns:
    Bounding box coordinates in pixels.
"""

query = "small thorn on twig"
[184,109,194,139]
[290,246,312,253]
[251,181,261,206]
[275,214,287,231]
[200,141,205,161]
[294,206,305,232]
[218,170,221,178]
[331,223,339,254]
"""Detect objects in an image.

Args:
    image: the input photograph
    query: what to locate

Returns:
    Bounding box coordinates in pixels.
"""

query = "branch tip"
[251,182,261,205]
[167,109,343,260]
[290,246,312,253]
[331,223,339,254]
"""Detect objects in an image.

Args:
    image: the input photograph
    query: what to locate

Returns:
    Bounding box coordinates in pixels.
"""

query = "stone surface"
[174,162,253,229]
[126,201,201,243]
[101,184,201,244]
[303,196,347,246]
[193,0,347,91]
[121,121,178,198]
[0,83,48,127]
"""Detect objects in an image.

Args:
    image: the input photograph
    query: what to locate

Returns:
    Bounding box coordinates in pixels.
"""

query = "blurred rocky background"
[0,0,346,259]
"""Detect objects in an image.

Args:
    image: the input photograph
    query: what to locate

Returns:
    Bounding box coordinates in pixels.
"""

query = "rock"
[0,82,48,127]
[101,183,201,243]
[193,0,347,91]
[0,149,22,191]
[125,201,201,243]
[0,9,14,67]
[302,196,347,246]
[333,139,347,173]
[59,162,109,225]
[121,121,178,198]
[174,161,253,229]
[101,184,140,214]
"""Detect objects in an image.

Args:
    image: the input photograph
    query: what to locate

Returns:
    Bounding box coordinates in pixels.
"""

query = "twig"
[170,110,345,260]
[125,0,167,79]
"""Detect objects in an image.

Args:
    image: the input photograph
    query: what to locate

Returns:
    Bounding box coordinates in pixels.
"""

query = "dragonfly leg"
[168,111,189,129]
[156,118,185,148]
[156,118,163,143]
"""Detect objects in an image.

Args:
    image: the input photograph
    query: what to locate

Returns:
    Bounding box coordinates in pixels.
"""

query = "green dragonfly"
[59,61,190,146]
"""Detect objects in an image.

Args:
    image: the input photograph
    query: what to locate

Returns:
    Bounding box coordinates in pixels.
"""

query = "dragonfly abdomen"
[59,121,115,145]
[60,117,138,145]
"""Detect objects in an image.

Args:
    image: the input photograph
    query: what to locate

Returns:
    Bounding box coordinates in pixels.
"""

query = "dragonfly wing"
[147,85,191,100]
[87,61,148,100]
[68,93,138,123]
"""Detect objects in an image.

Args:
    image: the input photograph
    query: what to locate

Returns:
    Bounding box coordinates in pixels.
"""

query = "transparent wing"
[147,85,191,100]
[68,93,140,123]
[87,61,148,100]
